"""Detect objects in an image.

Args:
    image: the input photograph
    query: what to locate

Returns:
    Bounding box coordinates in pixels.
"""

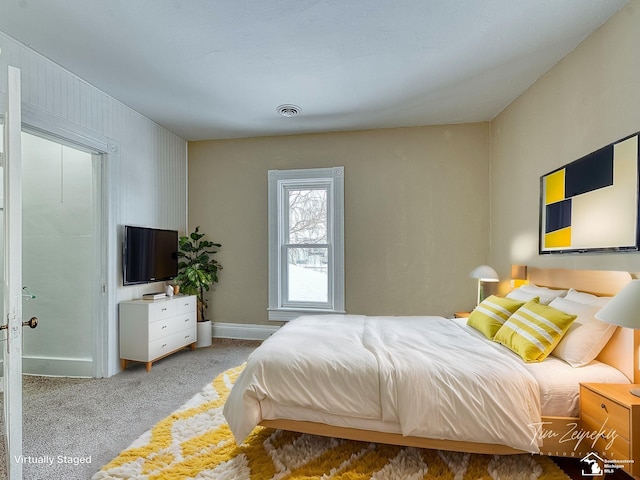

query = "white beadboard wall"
[0,31,188,377]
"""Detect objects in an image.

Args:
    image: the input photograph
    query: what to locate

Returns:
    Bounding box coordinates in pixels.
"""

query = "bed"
[223,268,640,456]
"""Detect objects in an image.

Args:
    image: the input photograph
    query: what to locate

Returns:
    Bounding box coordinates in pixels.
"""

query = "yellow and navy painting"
[540,133,639,253]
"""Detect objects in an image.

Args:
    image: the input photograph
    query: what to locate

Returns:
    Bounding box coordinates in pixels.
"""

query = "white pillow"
[564,288,611,307]
[506,283,567,305]
[505,289,540,303]
[549,297,618,367]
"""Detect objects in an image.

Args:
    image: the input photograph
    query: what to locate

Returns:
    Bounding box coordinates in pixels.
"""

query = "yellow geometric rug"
[93,365,570,480]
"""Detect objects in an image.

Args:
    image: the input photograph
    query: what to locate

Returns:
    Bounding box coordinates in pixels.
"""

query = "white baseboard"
[0,356,94,377]
[212,322,279,341]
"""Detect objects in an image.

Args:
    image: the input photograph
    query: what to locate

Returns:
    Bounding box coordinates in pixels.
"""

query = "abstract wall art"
[539,132,640,254]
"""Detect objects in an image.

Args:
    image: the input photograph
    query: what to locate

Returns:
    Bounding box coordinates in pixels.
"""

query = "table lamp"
[595,279,640,396]
[469,265,499,305]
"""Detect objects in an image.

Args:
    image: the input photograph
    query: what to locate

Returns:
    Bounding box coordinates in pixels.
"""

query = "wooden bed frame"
[260,268,639,456]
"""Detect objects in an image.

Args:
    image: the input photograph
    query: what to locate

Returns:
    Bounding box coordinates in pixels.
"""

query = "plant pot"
[196,320,212,348]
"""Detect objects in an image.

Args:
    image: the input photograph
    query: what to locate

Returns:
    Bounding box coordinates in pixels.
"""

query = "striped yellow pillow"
[493,300,577,362]
[467,295,527,339]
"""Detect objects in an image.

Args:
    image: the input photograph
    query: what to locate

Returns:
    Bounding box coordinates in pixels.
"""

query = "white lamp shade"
[595,279,640,329]
[469,265,499,282]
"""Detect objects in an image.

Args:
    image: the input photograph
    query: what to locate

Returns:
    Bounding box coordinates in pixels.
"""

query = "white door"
[2,65,25,480]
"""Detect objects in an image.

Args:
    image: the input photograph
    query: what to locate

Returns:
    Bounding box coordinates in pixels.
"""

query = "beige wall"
[188,124,490,325]
[490,0,640,287]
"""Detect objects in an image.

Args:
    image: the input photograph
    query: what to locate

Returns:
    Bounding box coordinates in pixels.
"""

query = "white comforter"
[223,315,542,452]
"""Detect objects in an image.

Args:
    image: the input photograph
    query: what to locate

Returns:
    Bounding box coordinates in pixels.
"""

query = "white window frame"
[268,167,345,321]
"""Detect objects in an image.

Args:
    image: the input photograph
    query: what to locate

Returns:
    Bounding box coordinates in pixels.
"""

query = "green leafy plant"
[176,226,222,322]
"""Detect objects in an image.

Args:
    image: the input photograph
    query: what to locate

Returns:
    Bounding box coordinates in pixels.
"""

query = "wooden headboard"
[529,267,639,383]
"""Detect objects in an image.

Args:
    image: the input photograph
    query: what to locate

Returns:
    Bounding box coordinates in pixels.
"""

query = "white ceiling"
[0,0,629,141]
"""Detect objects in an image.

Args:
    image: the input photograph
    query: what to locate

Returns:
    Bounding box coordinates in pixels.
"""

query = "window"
[268,167,345,320]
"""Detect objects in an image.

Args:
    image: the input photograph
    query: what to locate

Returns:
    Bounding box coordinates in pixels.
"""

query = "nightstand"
[454,311,471,318]
[580,383,640,478]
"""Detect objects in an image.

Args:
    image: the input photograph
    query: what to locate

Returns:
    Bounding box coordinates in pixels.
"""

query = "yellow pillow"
[493,300,577,362]
[467,295,527,339]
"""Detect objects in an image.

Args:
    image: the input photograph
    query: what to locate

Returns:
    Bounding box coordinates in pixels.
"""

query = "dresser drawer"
[174,296,197,314]
[147,300,180,319]
[580,387,630,440]
[149,328,196,360]
[148,314,196,341]
[581,411,630,460]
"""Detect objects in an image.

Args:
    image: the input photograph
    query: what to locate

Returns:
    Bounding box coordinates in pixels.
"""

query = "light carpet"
[93,365,569,480]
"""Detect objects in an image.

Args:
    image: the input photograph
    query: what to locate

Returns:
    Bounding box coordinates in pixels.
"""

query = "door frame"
[19,129,108,377]
[19,121,111,378]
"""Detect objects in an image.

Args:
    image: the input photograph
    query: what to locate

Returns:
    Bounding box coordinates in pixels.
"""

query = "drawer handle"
[185,318,190,322]
[185,335,190,339]
[162,325,167,329]
[184,303,189,307]
[162,308,167,312]
[161,343,167,348]
[600,403,608,412]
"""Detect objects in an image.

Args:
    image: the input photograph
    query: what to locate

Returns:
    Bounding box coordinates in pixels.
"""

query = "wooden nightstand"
[454,311,471,318]
[580,383,640,478]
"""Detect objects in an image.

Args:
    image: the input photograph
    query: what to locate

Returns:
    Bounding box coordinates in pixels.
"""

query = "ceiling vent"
[277,104,301,117]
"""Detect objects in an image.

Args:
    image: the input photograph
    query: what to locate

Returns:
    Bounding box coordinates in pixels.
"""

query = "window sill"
[268,308,347,322]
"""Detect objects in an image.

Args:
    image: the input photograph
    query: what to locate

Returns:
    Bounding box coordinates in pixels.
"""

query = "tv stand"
[119,295,197,372]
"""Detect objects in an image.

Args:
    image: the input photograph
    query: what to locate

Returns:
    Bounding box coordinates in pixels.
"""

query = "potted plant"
[175,226,222,347]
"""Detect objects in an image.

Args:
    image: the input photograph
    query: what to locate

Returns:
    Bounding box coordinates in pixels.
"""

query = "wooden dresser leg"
[121,359,128,370]
[145,361,152,373]
[189,342,197,351]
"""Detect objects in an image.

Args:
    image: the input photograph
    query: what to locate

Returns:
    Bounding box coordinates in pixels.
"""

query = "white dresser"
[119,295,197,372]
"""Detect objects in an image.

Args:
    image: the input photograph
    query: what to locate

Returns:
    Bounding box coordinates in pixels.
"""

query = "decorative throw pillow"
[549,297,618,367]
[493,300,577,362]
[506,284,568,305]
[467,295,526,339]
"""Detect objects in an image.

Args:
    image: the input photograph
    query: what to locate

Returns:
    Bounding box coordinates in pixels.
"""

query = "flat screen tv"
[123,225,179,285]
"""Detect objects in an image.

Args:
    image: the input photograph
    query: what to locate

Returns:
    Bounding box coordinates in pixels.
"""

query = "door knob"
[22,317,38,329]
